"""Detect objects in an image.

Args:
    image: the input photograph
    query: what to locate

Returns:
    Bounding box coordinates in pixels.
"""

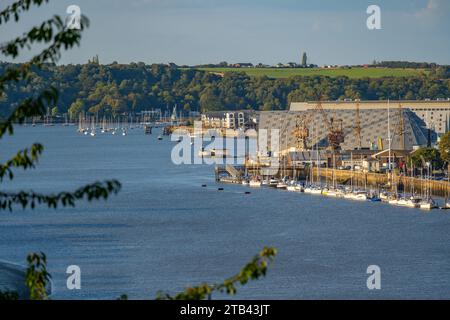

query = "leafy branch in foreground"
[0,0,49,25]
[0,290,19,300]
[0,180,121,211]
[0,1,89,138]
[0,143,43,182]
[0,0,123,300]
[155,247,277,300]
[25,252,51,300]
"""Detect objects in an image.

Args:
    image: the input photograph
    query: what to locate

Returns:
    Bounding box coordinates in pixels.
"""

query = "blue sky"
[1,0,449,65]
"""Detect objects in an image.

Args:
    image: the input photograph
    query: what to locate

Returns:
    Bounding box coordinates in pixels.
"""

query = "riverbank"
[242,166,450,197]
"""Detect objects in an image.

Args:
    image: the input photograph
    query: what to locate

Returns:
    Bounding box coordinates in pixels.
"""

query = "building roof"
[258,109,428,151]
[290,100,450,111]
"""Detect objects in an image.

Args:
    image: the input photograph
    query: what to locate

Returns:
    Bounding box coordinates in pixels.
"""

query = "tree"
[439,132,450,175]
[68,99,84,119]
[301,52,307,67]
[156,247,276,300]
[410,147,443,169]
[0,0,275,300]
[0,0,120,299]
[51,106,58,117]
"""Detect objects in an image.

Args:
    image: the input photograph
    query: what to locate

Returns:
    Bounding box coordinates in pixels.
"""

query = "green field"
[190,67,428,79]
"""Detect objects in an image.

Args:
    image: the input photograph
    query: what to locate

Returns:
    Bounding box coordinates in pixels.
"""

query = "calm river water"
[0,126,449,299]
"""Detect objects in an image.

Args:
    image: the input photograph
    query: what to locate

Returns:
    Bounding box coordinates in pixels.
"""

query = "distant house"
[232,63,253,68]
[286,62,298,68]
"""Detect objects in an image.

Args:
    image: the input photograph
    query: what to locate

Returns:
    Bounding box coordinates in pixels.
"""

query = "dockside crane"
[292,113,310,150]
[314,100,345,151]
[354,101,362,149]
[392,102,406,150]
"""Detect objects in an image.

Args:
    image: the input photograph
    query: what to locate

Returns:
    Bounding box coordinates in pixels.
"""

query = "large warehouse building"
[258,100,450,151]
[290,100,450,134]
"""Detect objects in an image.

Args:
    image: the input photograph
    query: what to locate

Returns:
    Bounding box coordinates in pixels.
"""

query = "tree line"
[1,61,449,119]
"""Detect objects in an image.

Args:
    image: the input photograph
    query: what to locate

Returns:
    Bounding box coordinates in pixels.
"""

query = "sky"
[1,0,449,66]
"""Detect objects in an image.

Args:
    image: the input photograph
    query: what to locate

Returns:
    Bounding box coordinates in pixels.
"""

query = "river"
[0,126,449,299]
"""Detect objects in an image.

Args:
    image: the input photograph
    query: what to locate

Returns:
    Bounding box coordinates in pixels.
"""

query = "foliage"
[0,253,53,300]
[410,147,443,169]
[156,247,277,300]
[0,0,121,212]
[0,290,19,300]
[372,61,439,69]
[0,0,120,299]
[1,1,275,302]
[25,252,51,300]
[193,66,429,79]
[438,132,450,165]
[1,63,448,118]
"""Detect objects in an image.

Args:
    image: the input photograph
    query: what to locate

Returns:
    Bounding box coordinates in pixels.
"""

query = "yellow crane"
[314,100,345,151]
[292,113,310,150]
[354,101,362,149]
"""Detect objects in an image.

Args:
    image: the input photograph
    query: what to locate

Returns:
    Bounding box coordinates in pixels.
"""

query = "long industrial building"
[257,100,450,151]
[290,100,450,134]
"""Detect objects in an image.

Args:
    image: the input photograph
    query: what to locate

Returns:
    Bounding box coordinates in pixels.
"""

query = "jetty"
[218,164,450,198]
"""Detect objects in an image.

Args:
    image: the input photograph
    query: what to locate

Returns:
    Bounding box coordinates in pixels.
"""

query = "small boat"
[405,197,421,208]
[157,135,163,140]
[396,198,409,206]
[343,192,355,200]
[242,180,249,186]
[309,186,322,195]
[379,192,390,202]
[276,182,288,189]
[249,180,262,188]
[286,180,299,191]
[268,179,279,187]
[325,189,339,197]
[350,191,368,201]
[442,202,450,210]
[419,198,437,210]
[388,198,399,205]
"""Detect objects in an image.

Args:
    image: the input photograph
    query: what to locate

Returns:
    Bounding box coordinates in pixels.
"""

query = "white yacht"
[268,179,279,187]
[419,198,437,210]
[249,180,262,188]
[309,186,323,195]
[276,181,288,189]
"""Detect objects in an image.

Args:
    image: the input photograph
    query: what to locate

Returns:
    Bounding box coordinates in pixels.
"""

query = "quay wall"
[245,166,450,197]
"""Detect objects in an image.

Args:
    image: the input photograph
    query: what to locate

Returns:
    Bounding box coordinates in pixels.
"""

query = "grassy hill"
[189,67,429,79]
